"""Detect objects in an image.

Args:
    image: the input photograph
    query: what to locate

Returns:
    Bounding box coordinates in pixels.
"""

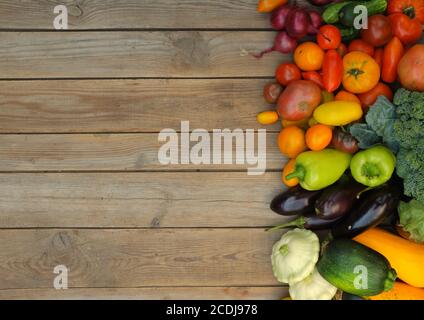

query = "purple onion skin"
[286,8,310,39]
[307,10,323,35]
[270,5,294,30]
[253,31,297,58]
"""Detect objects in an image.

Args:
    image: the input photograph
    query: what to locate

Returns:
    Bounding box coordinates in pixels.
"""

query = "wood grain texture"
[0,0,270,30]
[0,31,285,79]
[0,286,287,300]
[0,79,279,133]
[0,133,284,172]
[0,172,287,228]
[0,228,282,289]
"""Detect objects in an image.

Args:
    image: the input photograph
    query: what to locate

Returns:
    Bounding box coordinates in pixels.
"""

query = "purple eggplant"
[270,186,322,216]
[331,184,401,238]
[267,214,341,232]
[315,179,366,220]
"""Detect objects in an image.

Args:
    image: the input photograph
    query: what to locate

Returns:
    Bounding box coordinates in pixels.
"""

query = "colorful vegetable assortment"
[255,0,424,300]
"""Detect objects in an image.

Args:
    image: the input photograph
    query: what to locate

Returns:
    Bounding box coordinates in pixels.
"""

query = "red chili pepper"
[382,36,405,83]
[322,49,343,93]
[301,71,324,88]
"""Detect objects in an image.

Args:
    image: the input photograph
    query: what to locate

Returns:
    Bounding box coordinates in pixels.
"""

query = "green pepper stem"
[266,216,306,232]
[285,165,305,181]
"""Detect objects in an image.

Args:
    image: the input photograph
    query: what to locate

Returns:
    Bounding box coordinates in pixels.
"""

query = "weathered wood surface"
[0,287,288,300]
[0,172,287,228]
[0,133,285,172]
[0,228,283,289]
[0,79,279,133]
[0,31,285,79]
[0,0,269,30]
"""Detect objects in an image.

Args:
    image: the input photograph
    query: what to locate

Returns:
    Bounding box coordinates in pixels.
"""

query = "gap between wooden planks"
[0,31,286,79]
[0,79,279,133]
[0,228,284,289]
[0,172,290,228]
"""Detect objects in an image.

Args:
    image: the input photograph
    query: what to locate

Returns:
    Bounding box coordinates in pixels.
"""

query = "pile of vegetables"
[255,0,424,300]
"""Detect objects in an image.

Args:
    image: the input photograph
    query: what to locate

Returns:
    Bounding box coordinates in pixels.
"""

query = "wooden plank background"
[0,0,300,299]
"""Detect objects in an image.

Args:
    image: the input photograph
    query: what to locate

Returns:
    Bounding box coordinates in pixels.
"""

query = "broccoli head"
[397,147,424,203]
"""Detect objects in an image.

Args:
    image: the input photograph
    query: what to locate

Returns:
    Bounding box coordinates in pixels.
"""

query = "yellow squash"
[313,101,363,126]
[368,282,424,300]
[354,228,424,288]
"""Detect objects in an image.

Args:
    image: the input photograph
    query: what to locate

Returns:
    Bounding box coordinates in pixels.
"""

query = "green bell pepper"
[350,145,396,187]
[286,149,352,191]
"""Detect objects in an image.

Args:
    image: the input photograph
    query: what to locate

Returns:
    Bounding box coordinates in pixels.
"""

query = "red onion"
[270,5,294,30]
[253,31,298,58]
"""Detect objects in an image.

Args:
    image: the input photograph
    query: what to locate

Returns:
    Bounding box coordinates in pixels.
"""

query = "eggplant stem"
[356,186,375,199]
[266,216,306,232]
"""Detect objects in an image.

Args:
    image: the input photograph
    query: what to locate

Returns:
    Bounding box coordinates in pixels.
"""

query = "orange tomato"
[335,90,361,105]
[342,51,380,94]
[294,42,325,71]
[358,82,393,108]
[305,124,333,151]
[348,39,375,57]
[282,159,299,187]
[277,126,307,158]
[257,111,279,125]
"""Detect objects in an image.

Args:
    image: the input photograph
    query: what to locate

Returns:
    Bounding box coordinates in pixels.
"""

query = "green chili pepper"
[286,149,352,191]
[350,146,396,187]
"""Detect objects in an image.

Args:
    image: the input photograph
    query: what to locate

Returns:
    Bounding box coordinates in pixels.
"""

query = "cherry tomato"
[322,49,343,93]
[358,82,393,108]
[382,36,405,83]
[317,25,342,50]
[263,82,283,104]
[389,13,423,45]
[335,90,361,105]
[275,63,302,86]
[301,71,324,88]
[348,39,375,57]
[306,124,333,151]
[360,15,393,47]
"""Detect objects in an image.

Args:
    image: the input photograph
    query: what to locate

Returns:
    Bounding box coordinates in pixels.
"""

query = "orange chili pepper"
[257,0,288,13]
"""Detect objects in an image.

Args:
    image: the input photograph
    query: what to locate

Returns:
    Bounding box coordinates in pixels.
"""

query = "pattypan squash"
[289,268,337,300]
[271,228,319,284]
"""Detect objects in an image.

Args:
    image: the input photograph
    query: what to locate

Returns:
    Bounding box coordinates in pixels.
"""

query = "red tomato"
[302,71,324,88]
[317,25,342,50]
[348,39,375,57]
[322,49,343,93]
[358,82,393,108]
[275,63,302,86]
[387,0,424,24]
[360,15,393,47]
[389,13,423,45]
[336,43,348,57]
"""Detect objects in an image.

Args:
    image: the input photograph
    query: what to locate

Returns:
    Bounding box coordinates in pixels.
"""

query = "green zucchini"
[322,1,353,24]
[339,0,388,27]
[339,26,360,42]
[317,239,397,296]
